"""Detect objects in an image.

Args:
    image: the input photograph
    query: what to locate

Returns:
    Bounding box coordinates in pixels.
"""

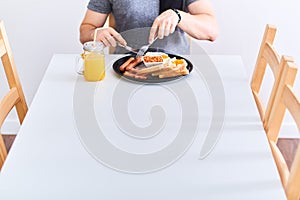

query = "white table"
[0,54,286,199]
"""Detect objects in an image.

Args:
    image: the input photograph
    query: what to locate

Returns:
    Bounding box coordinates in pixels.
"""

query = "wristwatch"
[172,8,182,24]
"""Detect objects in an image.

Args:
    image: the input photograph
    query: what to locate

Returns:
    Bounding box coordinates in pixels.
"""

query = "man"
[80,0,218,54]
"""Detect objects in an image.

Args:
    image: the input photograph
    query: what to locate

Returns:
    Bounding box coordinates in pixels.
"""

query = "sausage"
[125,57,142,71]
[134,75,147,80]
[124,71,147,80]
[119,57,135,71]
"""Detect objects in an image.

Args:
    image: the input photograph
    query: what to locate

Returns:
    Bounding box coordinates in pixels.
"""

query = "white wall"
[0,0,87,101]
[204,0,300,76]
[0,0,88,132]
[0,0,299,137]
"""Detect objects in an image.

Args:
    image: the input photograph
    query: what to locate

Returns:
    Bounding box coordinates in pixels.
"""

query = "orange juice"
[84,52,105,81]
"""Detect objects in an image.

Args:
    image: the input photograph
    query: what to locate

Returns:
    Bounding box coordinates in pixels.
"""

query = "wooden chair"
[0,20,28,169]
[250,24,295,129]
[265,59,300,200]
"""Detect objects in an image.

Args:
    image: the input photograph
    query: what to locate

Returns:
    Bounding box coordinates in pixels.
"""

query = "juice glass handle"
[75,55,84,75]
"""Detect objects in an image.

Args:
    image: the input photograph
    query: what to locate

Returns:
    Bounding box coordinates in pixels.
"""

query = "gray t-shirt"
[87,0,199,55]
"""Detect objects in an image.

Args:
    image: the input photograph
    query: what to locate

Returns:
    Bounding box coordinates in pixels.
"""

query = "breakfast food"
[143,55,163,63]
[136,64,165,75]
[119,57,142,72]
[142,52,170,67]
[125,56,142,71]
[119,57,135,71]
[124,71,147,80]
[119,52,190,80]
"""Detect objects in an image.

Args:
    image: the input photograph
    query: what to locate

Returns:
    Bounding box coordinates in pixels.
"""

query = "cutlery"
[136,37,158,57]
[118,43,138,54]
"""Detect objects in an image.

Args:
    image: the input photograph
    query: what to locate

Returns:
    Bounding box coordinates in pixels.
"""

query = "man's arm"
[179,0,218,41]
[149,0,218,43]
[80,9,126,47]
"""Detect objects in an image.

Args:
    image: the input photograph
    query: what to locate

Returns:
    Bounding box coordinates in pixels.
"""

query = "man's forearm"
[178,11,218,41]
[80,24,97,44]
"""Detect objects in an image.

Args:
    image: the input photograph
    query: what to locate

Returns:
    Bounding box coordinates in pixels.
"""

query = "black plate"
[112,49,193,83]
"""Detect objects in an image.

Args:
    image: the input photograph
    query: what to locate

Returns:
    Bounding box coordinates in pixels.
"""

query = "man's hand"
[149,9,179,43]
[148,0,218,43]
[93,27,127,47]
[80,10,127,47]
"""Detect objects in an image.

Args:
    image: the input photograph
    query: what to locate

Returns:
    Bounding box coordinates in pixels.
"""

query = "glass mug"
[77,41,105,81]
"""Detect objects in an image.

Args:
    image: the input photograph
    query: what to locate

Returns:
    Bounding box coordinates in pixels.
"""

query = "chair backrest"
[0,20,28,169]
[266,60,300,200]
[250,24,295,128]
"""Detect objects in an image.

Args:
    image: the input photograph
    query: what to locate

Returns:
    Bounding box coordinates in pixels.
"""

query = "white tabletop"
[0,54,286,199]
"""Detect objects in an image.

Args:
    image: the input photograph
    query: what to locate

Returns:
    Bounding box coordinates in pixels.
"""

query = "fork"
[136,37,158,57]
